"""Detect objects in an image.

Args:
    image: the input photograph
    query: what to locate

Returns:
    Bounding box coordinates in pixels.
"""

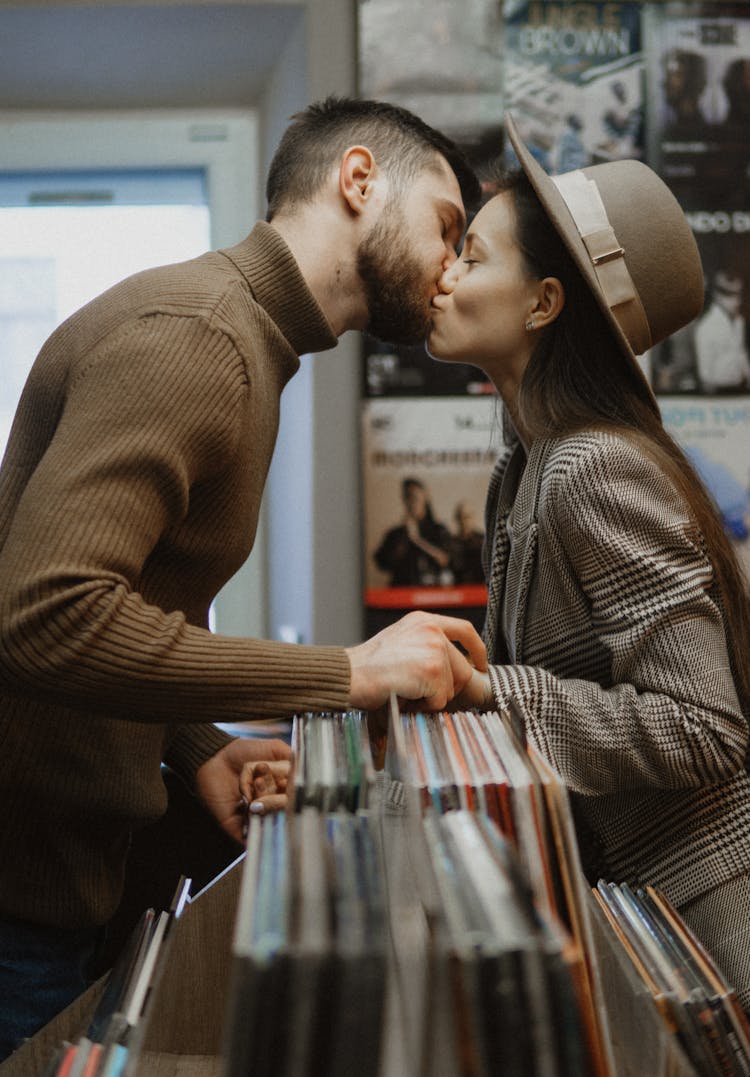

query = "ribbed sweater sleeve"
[0,302,350,725]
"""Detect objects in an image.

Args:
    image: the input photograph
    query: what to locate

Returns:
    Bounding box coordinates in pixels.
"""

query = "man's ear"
[531,276,565,328]
[339,145,377,216]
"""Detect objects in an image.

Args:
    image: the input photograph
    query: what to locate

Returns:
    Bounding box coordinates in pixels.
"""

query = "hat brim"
[504,113,659,411]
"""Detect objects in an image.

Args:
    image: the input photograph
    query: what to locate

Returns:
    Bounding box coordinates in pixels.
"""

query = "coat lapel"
[483,444,524,662]
[485,439,551,663]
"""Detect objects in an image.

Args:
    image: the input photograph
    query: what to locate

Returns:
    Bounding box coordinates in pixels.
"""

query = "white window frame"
[0,109,266,639]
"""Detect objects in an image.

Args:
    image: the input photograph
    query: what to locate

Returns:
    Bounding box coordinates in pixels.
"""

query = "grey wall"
[0,0,364,647]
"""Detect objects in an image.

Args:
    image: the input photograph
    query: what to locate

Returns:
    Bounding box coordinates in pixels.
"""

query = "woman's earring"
[525,317,535,331]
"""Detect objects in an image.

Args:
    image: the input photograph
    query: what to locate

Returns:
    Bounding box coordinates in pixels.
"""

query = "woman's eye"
[463,258,478,266]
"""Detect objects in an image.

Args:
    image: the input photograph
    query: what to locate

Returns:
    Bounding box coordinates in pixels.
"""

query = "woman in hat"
[430,115,750,1006]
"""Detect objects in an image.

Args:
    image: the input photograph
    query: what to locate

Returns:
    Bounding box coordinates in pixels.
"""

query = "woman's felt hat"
[505,113,705,408]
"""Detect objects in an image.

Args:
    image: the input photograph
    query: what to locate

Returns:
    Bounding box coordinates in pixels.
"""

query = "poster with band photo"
[502,0,645,175]
[650,205,750,395]
[643,1,750,204]
[361,395,501,635]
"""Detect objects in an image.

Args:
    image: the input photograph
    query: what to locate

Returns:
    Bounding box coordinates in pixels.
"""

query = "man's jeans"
[0,916,100,1062]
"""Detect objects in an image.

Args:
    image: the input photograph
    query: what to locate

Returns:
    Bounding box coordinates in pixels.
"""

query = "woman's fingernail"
[249,801,265,815]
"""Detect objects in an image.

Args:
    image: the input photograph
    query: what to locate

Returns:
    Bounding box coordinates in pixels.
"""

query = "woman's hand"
[195,736,291,842]
[239,758,291,819]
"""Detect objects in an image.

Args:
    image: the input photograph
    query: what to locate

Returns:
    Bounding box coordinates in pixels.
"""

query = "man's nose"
[438,262,458,293]
[443,245,459,272]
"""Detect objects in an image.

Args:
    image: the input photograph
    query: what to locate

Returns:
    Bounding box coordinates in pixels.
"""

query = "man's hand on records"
[446,666,494,711]
[194,736,291,842]
[346,610,487,711]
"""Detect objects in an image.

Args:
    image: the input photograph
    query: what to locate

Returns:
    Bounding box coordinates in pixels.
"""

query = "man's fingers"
[346,608,487,711]
[431,614,488,672]
[445,637,476,698]
[420,620,485,708]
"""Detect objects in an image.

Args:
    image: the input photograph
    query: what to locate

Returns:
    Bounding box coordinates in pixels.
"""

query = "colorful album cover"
[643,2,750,202]
[502,0,645,174]
[361,396,501,629]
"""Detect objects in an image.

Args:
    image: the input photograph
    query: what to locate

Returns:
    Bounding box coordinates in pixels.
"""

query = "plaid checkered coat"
[484,429,750,909]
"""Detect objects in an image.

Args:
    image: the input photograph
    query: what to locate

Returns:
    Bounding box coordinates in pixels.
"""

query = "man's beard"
[357,206,433,345]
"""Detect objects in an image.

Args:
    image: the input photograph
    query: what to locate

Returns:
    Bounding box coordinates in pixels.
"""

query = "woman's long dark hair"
[497,166,750,711]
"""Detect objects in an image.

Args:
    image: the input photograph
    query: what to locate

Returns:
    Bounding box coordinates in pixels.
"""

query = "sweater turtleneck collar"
[220,221,338,357]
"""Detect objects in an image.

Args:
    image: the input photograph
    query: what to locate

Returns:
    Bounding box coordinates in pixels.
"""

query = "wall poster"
[361,396,501,634]
[644,1,750,204]
[661,395,750,579]
[502,0,645,172]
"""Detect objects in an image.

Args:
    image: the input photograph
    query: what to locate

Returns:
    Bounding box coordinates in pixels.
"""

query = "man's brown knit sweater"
[0,223,351,928]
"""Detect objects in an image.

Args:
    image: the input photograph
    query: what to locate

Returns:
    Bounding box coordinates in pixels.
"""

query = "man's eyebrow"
[439,199,466,234]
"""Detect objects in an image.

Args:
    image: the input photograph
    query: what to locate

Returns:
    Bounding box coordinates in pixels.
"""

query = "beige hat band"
[551,170,653,356]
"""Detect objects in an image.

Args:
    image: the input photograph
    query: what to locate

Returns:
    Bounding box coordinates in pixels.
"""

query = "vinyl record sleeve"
[440,712,478,812]
[529,750,614,1077]
[123,910,171,1028]
[644,887,750,1075]
[290,714,307,812]
[633,891,740,1076]
[325,814,387,1077]
[421,813,494,1077]
[462,711,516,838]
[225,814,290,1077]
[285,808,334,1077]
[442,811,558,1077]
[117,909,157,1032]
[594,882,718,1075]
[450,711,492,817]
[478,712,556,918]
[414,711,461,813]
[86,907,155,1044]
[613,884,725,1076]
[400,712,433,814]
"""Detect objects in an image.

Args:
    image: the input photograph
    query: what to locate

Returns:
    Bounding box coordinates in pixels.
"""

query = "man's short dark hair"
[265,96,481,221]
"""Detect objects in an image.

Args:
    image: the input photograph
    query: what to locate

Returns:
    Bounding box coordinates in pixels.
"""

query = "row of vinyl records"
[594,881,750,1077]
[226,704,750,1077]
[224,704,610,1077]
[39,878,193,1077]
[38,704,750,1076]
